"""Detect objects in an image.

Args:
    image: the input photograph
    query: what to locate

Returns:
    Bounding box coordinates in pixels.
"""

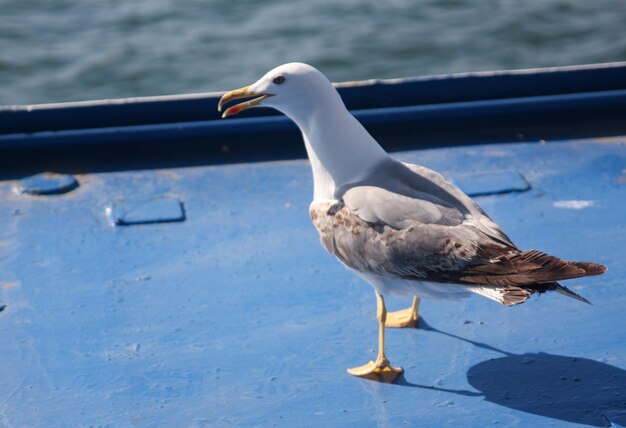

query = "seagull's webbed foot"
[347,356,403,382]
[347,294,404,383]
[385,296,421,328]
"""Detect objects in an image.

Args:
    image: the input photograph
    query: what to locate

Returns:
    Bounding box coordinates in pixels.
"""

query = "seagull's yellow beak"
[217,86,272,118]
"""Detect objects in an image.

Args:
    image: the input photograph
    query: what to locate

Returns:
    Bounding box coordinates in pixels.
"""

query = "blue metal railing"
[0,62,625,176]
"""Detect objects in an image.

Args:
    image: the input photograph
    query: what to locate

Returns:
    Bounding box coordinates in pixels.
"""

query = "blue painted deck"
[1,135,624,427]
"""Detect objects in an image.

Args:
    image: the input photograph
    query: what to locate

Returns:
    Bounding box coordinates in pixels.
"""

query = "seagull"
[218,63,607,382]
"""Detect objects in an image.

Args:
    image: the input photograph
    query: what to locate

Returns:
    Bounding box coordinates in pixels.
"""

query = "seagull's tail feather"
[461,249,607,284]
[569,260,607,277]
[460,249,606,306]
[468,281,593,307]
[514,249,607,281]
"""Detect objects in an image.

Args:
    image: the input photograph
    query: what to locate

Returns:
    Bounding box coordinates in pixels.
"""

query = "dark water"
[1,0,625,106]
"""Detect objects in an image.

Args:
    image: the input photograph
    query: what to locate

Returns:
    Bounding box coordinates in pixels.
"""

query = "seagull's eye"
[272,75,285,85]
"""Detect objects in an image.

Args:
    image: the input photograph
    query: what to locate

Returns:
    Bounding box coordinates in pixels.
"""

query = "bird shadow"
[395,318,626,427]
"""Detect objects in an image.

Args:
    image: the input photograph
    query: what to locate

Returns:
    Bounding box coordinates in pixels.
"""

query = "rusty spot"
[0,281,19,289]
[14,172,79,196]
[159,170,182,180]
[592,136,626,145]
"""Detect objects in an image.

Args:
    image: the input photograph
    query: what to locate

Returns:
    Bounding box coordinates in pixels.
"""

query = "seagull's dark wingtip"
[554,283,592,305]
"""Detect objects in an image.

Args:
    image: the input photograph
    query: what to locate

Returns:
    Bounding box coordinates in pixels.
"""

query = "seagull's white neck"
[282,91,389,201]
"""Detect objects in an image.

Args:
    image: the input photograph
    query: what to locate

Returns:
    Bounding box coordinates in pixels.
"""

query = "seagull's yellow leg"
[347,294,403,382]
[385,296,421,328]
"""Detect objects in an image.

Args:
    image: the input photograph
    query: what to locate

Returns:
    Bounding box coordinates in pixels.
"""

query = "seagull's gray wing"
[334,158,516,247]
[400,162,516,247]
[317,158,517,279]
[341,185,465,228]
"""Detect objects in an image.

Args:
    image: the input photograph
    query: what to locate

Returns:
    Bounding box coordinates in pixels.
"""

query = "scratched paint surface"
[0,138,624,427]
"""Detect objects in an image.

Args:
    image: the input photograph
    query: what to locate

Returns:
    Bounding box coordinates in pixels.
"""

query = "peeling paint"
[553,200,594,209]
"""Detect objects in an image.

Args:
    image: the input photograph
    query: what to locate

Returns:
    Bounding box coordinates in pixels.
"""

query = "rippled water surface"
[1,0,625,105]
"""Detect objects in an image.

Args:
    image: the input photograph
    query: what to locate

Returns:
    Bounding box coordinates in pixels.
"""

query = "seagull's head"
[218,62,340,121]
